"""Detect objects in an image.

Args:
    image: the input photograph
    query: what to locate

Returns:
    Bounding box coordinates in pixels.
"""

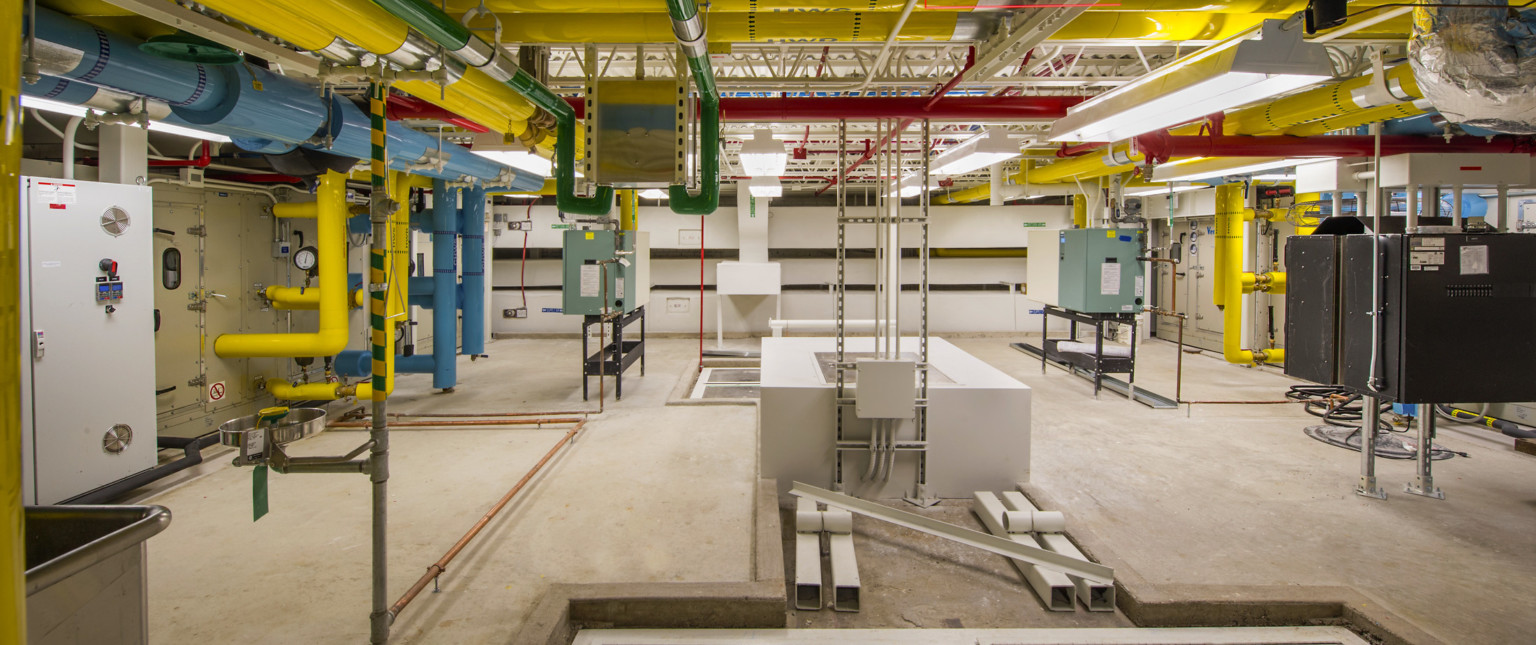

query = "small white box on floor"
[760,337,1030,500]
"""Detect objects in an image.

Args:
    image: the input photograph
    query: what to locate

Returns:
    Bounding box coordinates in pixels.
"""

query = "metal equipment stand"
[1032,305,1139,398]
[1404,403,1445,499]
[582,305,646,401]
[1356,396,1388,499]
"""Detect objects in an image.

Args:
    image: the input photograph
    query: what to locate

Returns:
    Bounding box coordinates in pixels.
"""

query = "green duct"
[665,0,720,215]
[371,0,614,214]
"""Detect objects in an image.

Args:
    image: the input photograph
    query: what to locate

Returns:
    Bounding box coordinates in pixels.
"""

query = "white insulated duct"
[1409,0,1536,134]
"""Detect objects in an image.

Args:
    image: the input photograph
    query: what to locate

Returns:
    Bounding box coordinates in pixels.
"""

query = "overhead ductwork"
[1409,0,1536,134]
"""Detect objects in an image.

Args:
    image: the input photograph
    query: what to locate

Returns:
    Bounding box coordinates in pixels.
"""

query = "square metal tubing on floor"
[1003,490,1115,611]
[973,492,1075,612]
[793,497,824,611]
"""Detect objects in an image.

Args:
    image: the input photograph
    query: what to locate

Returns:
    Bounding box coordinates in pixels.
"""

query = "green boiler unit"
[1056,227,1145,314]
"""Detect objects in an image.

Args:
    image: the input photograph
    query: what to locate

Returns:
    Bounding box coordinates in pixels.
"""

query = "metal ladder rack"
[831,118,934,504]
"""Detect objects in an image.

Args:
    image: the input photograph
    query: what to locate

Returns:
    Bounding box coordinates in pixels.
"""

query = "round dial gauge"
[292,246,319,272]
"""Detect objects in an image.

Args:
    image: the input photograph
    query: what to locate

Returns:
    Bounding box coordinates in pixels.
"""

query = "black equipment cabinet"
[1286,232,1536,403]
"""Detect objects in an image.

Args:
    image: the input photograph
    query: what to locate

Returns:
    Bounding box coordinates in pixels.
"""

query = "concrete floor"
[138,339,757,643]
[955,336,1536,645]
[133,334,1536,644]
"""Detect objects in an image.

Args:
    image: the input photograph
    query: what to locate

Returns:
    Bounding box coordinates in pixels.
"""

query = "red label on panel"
[48,204,65,209]
[1460,166,1483,171]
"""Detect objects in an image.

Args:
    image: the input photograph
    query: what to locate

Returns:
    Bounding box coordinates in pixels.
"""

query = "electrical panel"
[1056,228,1146,314]
[20,177,157,504]
[1286,232,1536,403]
[561,229,649,316]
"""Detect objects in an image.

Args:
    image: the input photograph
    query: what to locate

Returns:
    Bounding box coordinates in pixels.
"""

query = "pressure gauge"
[292,246,319,273]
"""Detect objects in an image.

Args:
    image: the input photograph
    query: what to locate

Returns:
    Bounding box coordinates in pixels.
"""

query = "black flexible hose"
[1437,405,1536,440]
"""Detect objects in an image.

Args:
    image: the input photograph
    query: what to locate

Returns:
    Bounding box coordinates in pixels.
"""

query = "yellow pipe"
[2,0,27,635]
[1281,102,1426,137]
[266,172,411,400]
[394,79,527,137]
[1072,195,1088,228]
[193,0,337,51]
[1216,184,1284,364]
[1213,183,1247,310]
[265,286,367,310]
[262,0,411,56]
[215,171,351,358]
[272,202,317,219]
[447,0,1327,12]
[1224,65,1423,135]
[263,379,343,400]
[351,170,414,400]
[619,189,638,231]
[490,11,1405,43]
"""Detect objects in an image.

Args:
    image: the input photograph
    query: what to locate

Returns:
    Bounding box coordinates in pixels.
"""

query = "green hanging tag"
[253,465,269,522]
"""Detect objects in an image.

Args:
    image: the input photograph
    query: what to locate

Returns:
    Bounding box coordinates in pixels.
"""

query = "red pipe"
[149,141,211,168]
[1134,132,1536,164]
[923,46,975,111]
[817,119,913,196]
[721,95,1081,122]
[211,172,304,184]
[386,95,490,133]
[1056,141,1108,158]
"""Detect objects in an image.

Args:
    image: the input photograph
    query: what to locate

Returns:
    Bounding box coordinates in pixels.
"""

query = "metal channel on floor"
[1011,342,1178,409]
[572,626,1372,644]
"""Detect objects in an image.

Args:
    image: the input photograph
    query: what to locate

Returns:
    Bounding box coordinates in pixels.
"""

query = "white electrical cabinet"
[20,177,157,504]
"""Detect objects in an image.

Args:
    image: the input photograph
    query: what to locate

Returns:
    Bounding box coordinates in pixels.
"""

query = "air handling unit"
[1056,228,1146,314]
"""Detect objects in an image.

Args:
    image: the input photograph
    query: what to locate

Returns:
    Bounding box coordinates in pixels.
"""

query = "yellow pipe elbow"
[1266,271,1286,295]
[215,171,351,358]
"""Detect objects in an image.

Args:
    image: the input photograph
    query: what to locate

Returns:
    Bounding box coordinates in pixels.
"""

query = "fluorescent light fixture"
[886,174,937,197]
[639,188,668,200]
[147,121,231,143]
[1151,157,1331,183]
[738,128,787,177]
[1123,184,1206,197]
[23,96,88,117]
[931,129,1021,176]
[24,95,231,142]
[1048,19,1331,143]
[472,149,552,177]
[747,176,782,198]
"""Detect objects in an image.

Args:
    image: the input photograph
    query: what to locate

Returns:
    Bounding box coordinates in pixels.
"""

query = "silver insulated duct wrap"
[1409,1,1536,134]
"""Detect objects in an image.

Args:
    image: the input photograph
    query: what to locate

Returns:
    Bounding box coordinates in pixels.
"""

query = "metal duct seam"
[1409,0,1536,134]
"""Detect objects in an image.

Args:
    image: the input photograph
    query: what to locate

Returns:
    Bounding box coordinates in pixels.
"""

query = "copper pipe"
[390,420,585,617]
[328,418,582,428]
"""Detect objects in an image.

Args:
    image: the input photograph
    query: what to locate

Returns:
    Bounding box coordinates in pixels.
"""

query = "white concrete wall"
[489,202,1073,335]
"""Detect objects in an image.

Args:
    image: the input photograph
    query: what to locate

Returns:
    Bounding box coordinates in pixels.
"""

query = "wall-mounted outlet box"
[508,220,533,231]
[502,307,528,319]
[666,297,691,313]
[678,229,702,246]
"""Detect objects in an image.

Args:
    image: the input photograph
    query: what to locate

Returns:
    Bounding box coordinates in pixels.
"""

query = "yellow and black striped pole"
[367,80,393,644]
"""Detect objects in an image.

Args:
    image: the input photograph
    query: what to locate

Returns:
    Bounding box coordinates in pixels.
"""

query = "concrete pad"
[140,338,758,643]
[954,336,1536,645]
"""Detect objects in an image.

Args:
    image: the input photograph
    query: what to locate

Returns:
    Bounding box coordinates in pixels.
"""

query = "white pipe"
[61,116,82,179]
[855,0,920,95]
[770,319,876,337]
